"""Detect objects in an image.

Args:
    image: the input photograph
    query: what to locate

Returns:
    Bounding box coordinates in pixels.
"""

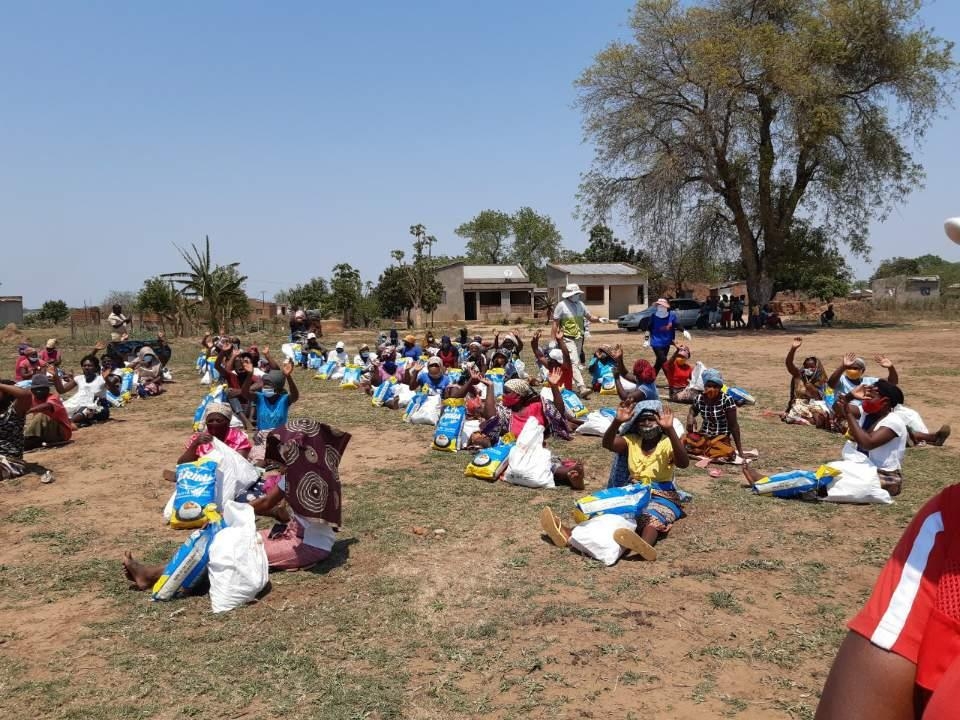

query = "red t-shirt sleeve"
[848,487,953,663]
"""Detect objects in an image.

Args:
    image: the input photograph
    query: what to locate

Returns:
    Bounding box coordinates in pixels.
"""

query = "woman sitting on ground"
[40,339,62,369]
[179,402,251,463]
[586,345,617,392]
[531,329,575,390]
[240,360,299,463]
[663,345,698,403]
[684,368,744,460]
[540,400,689,562]
[24,374,73,450]
[123,419,350,588]
[437,336,460,369]
[55,354,110,427]
[469,372,583,487]
[15,347,43,383]
[781,337,837,431]
[130,346,165,396]
[610,347,659,402]
[0,380,32,480]
[409,356,453,396]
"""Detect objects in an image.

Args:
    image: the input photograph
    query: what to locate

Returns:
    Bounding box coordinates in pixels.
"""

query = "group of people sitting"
[1,333,171,481]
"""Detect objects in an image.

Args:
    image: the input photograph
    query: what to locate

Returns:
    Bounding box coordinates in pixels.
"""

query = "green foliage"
[870,253,960,287]
[37,300,70,324]
[329,263,364,327]
[135,277,179,330]
[373,265,414,320]
[280,277,331,313]
[571,224,652,266]
[455,210,514,264]
[577,0,955,305]
[455,208,564,284]
[161,235,249,332]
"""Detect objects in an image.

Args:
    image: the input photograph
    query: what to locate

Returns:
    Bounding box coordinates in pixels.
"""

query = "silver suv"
[617,298,702,331]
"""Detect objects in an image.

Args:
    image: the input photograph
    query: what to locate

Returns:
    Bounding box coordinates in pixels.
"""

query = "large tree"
[576,0,954,306]
[511,207,563,285]
[278,277,331,312]
[455,210,514,264]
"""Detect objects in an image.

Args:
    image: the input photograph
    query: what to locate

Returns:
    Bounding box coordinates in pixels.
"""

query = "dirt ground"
[1,319,959,719]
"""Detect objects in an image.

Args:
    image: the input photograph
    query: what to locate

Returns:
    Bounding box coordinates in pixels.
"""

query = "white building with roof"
[433,262,536,323]
[545,262,648,320]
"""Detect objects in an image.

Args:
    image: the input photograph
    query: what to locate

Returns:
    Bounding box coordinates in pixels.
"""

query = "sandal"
[539,507,568,548]
[612,528,658,561]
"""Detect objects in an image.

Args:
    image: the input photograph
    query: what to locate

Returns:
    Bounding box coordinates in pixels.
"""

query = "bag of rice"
[170,458,219,529]
[752,464,840,500]
[340,365,362,389]
[561,388,589,418]
[432,399,466,452]
[485,368,506,398]
[192,384,228,430]
[572,483,652,523]
[316,360,337,380]
[372,377,398,407]
[463,441,514,480]
[152,513,224,601]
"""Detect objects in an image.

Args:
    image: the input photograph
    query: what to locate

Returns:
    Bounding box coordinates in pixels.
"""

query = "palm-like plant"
[162,236,248,332]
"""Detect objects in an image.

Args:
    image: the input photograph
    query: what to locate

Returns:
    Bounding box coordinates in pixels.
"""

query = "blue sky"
[1,1,958,308]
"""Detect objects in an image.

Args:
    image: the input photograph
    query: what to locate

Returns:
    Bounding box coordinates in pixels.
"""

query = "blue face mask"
[143,355,155,364]
[360,352,370,361]
[383,361,397,374]
[262,388,276,398]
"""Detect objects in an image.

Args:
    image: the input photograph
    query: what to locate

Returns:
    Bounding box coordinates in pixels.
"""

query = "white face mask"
[655,308,668,318]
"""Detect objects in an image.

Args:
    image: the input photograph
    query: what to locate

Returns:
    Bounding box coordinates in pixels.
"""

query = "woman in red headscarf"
[610,347,660,402]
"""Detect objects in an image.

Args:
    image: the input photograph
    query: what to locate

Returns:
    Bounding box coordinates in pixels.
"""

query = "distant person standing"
[108,304,131,341]
[820,304,835,327]
[645,298,690,380]
[552,284,606,398]
[732,295,746,329]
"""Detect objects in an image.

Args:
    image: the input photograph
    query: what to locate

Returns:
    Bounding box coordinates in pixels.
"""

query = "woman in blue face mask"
[132,346,166,396]
[241,359,299,465]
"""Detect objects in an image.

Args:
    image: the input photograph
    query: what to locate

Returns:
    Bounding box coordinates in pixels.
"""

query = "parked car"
[617,298,702,332]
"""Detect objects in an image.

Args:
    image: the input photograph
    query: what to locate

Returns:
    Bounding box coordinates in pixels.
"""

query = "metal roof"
[906,276,940,282]
[462,265,529,281]
[548,262,641,276]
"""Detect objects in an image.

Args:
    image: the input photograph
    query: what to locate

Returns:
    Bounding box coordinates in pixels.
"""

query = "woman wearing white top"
[55,354,110,426]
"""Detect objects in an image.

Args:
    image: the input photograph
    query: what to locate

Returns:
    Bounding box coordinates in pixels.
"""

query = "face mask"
[655,308,668,319]
[640,425,662,440]
[360,352,369,361]
[383,362,397,374]
[502,394,521,408]
[143,355,155,364]
[675,357,687,366]
[262,388,276,398]
[29,355,39,363]
[862,397,886,415]
[845,369,863,381]
[704,387,721,400]
[802,368,816,380]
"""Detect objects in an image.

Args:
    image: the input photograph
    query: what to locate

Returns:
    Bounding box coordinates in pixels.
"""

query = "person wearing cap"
[40,339,62,368]
[400,334,423,361]
[0,379,32,479]
[14,347,43,383]
[288,309,309,342]
[23,374,73,450]
[130,346,166,396]
[494,330,524,360]
[645,298,690,380]
[531,329,574,392]
[240,359,299,464]
[552,283,607,396]
[176,402,251,464]
[55,354,110,426]
[410,356,453,395]
[827,352,949,446]
[540,399,688,562]
[464,340,488,374]
[684,368,743,460]
[663,345,698,403]
[304,332,325,369]
[327,340,349,366]
[353,344,373,371]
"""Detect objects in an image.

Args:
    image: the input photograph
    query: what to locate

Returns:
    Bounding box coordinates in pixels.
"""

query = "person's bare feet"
[123,551,154,591]
[741,462,763,488]
[162,469,176,483]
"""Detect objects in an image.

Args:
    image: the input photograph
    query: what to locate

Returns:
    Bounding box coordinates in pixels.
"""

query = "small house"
[433,263,536,323]
[545,263,648,320]
[871,275,940,303]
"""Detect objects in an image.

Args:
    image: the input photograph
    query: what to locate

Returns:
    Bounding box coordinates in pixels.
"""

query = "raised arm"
[875,355,899,385]
[827,353,857,390]
[283,359,299,405]
[659,407,688,469]
[785,337,803,378]
[601,400,633,453]
[0,381,32,416]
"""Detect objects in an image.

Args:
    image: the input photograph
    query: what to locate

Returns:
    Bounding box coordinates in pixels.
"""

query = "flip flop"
[708,468,723,478]
[612,528,658,561]
[695,457,713,469]
[539,507,568,548]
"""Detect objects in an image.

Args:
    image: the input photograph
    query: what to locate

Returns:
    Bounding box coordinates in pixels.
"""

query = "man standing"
[107,304,131,341]
[551,284,606,398]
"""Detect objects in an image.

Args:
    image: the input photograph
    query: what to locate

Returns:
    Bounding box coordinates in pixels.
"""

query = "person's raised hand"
[241,357,254,373]
[468,366,483,383]
[262,345,271,356]
[851,384,869,401]
[282,358,294,377]
[842,352,857,369]
[93,340,106,352]
[658,405,675,430]
[554,328,565,343]
[547,365,564,387]
[791,336,803,349]
[875,354,894,369]
[615,400,636,423]
[612,344,623,361]
[532,329,542,344]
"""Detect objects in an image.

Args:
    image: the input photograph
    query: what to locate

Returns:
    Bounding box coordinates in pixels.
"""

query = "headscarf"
[789,357,828,407]
[633,359,656,384]
[204,401,233,422]
[504,378,534,399]
[263,369,285,390]
[702,368,723,386]
[267,419,351,527]
[620,399,663,436]
[136,346,163,380]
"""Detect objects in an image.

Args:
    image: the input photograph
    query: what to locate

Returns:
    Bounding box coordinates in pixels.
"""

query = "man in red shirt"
[24,374,73,450]
[816,484,960,719]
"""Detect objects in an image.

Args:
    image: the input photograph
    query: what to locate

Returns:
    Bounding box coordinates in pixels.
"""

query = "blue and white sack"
[432,400,466,452]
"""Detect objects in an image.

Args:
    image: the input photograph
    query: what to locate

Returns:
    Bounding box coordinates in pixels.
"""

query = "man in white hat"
[552,283,607,397]
[328,340,349,366]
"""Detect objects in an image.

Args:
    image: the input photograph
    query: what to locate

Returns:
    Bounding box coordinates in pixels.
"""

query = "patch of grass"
[27,529,95,555]
[709,590,744,614]
[5,506,48,524]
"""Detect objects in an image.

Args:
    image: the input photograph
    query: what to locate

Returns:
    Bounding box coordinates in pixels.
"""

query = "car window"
[673,299,700,310]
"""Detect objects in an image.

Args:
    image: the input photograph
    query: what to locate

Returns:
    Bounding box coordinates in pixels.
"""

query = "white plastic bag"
[161,439,259,521]
[395,384,416,409]
[568,514,638,566]
[460,419,480,448]
[200,368,212,386]
[575,410,615,437]
[207,501,269,613]
[688,361,706,392]
[824,459,893,505]
[408,394,442,425]
[503,418,554,488]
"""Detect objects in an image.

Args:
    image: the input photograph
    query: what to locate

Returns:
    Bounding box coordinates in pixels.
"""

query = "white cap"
[335,341,345,350]
[307,332,317,340]
[562,283,583,299]
[548,349,564,363]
